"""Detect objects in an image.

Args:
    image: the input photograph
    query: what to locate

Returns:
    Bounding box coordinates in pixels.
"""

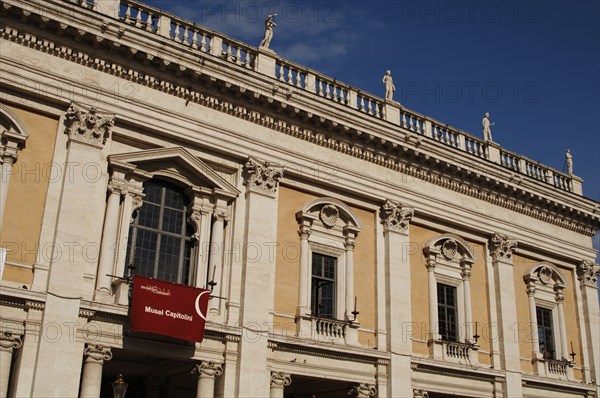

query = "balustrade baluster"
[278,64,285,81]
[244,51,252,68]
[287,67,293,84]
[331,84,338,101]
[145,12,153,31]
[318,81,325,96]
[182,26,189,45]
[173,23,181,42]
[135,7,142,27]
[200,34,207,52]
[191,30,198,49]
[236,47,242,65]
[226,43,233,61]
[125,3,132,22]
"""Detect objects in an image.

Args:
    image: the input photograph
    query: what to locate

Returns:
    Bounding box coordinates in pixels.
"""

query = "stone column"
[426,259,438,340]
[576,260,600,389]
[188,205,213,289]
[238,157,283,397]
[489,233,521,398]
[0,128,27,229]
[555,289,568,360]
[344,232,356,320]
[526,285,539,359]
[32,104,114,397]
[269,371,291,398]
[94,180,123,298]
[208,209,228,313]
[194,361,223,398]
[380,200,414,398]
[462,263,473,342]
[296,221,311,316]
[348,384,377,398]
[79,345,112,398]
[0,332,22,398]
[112,180,145,305]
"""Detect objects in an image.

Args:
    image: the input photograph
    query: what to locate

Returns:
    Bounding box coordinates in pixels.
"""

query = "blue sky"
[142,0,600,260]
[143,0,599,200]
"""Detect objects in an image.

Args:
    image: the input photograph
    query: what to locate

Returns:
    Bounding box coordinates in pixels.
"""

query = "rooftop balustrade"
[67,0,581,196]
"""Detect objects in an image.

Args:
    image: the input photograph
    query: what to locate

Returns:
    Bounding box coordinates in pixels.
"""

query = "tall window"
[437,283,457,341]
[536,307,555,359]
[126,180,193,284]
[311,253,336,319]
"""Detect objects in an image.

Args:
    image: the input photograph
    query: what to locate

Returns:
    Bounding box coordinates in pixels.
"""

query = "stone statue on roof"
[382,70,395,101]
[259,14,277,49]
[565,149,573,175]
[482,112,494,142]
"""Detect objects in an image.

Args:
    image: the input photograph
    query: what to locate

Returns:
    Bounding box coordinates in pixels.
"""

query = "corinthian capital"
[270,371,292,388]
[348,383,377,397]
[577,260,600,287]
[489,233,517,262]
[193,361,223,378]
[0,332,23,353]
[243,157,283,196]
[65,103,114,148]
[83,344,113,363]
[380,199,414,233]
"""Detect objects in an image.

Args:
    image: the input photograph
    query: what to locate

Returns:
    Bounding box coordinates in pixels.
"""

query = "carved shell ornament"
[442,239,458,260]
[319,204,339,227]
[537,266,553,285]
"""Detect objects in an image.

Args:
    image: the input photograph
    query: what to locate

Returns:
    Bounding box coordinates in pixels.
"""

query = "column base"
[93,289,113,304]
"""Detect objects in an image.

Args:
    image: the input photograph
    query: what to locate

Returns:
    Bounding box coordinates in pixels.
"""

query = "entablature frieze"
[1,1,599,237]
[268,339,388,366]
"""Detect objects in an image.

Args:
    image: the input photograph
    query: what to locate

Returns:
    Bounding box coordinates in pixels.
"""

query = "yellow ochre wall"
[1,104,59,285]
[513,254,583,380]
[274,186,377,346]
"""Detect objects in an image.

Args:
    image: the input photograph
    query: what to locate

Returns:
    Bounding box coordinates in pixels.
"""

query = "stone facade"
[0,0,599,397]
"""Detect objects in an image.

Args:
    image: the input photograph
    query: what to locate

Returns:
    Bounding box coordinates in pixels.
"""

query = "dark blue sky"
[144,0,599,206]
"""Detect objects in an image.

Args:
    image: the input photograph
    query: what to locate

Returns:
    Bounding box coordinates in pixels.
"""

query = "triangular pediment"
[109,147,240,198]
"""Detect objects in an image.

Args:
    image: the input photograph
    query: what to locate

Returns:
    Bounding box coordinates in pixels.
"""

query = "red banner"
[129,276,210,342]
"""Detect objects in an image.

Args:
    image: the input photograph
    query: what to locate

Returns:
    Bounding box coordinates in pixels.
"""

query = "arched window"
[295,197,363,344]
[126,180,194,284]
[523,262,573,379]
[423,233,479,364]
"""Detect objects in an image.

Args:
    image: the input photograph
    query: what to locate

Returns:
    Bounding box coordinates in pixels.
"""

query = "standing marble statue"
[259,14,277,49]
[382,70,395,101]
[565,149,573,175]
[482,112,494,141]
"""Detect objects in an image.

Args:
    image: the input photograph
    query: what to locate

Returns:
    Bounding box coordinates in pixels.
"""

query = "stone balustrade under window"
[547,358,569,376]
[67,0,582,196]
[314,317,346,341]
[445,341,471,361]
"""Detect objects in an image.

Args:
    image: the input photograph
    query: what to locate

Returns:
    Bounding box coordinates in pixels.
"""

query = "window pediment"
[424,233,476,267]
[108,147,240,200]
[297,197,363,232]
[524,262,567,291]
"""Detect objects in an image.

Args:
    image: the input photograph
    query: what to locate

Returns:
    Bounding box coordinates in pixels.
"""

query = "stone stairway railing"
[67,0,582,196]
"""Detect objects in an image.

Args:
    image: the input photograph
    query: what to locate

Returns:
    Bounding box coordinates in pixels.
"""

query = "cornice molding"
[1,5,598,236]
[269,340,385,365]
